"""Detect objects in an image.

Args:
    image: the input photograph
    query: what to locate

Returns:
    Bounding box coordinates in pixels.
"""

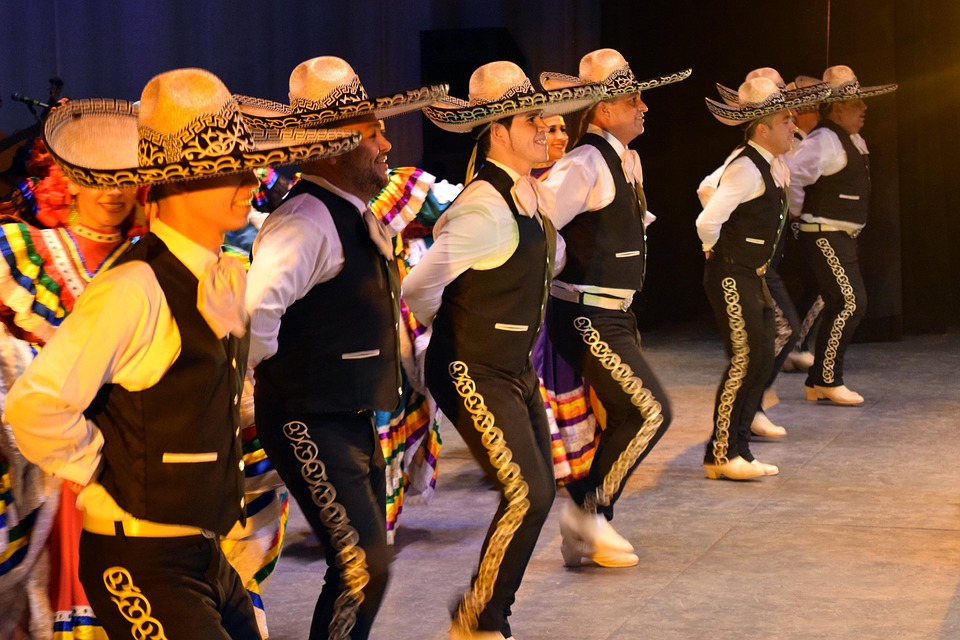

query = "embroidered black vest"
[558,133,646,290]
[802,119,871,225]
[714,145,787,271]
[254,181,402,414]
[87,233,247,536]
[429,163,556,376]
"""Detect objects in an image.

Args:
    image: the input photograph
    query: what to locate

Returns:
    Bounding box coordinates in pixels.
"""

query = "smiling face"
[329,115,393,201]
[185,171,260,236]
[542,114,568,162]
[69,183,139,233]
[488,110,548,174]
[599,91,648,145]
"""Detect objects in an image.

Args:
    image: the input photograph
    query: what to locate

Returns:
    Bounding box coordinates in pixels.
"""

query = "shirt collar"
[301,173,369,214]
[746,139,777,165]
[487,158,523,183]
[151,218,218,281]
[586,124,628,156]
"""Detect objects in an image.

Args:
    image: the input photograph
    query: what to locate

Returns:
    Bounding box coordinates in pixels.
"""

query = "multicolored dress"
[0,221,131,640]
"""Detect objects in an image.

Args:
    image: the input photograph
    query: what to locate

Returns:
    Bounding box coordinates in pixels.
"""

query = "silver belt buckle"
[620,296,633,312]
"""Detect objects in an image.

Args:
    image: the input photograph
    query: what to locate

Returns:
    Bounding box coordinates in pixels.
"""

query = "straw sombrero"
[44,68,361,189]
[716,67,786,106]
[422,60,606,134]
[236,56,449,129]
[705,77,831,126]
[539,48,691,97]
[785,75,825,113]
[819,65,897,104]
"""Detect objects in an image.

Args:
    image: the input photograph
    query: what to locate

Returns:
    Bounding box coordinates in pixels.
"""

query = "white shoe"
[704,456,764,480]
[751,459,780,476]
[560,537,639,568]
[594,515,634,553]
[783,350,815,372]
[750,412,787,438]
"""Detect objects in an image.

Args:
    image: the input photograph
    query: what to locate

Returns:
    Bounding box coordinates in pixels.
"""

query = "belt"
[550,283,633,311]
[707,253,768,277]
[83,513,215,538]
[798,222,860,238]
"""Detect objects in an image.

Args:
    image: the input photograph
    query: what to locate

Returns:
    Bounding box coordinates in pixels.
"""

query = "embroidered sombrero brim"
[44,98,361,189]
[422,83,607,133]
[821,82,898,104]
[235,84,450,130]
[540,68,692,96]
[716,81,830,106]
[706,84,832,126]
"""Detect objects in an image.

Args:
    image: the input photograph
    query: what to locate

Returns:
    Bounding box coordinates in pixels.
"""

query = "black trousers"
[703,261,775,463]
[546,298,671,518]
[799,230,867,388]
[79,529,259,640]
[257,408,390,640]
[425,354,555,637]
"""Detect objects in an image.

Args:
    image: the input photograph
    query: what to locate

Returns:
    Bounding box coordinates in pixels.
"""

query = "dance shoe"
[559,502,633,553]
[804,384,864,405]
[560,537,639,568]
[449,625,506,639]
[751,459,780,476]
[704,456,764,480]
[782,350,815,372]
[761,386,780,410]
[750,412,787,438]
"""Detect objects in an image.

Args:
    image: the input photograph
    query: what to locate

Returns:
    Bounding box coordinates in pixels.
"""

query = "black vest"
[559,133,646,290]
[254,181,402,414]
[802,119,871,225]
[714,145,787,271]
[429,163,555,376]
[87,233,247,536]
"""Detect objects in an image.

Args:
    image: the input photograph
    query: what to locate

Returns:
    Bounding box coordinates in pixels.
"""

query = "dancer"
[407,60,601,639]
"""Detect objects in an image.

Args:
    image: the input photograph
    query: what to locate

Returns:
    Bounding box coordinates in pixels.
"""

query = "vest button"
[240,497,245,508]
[232,357,237,368]
[239,460,245,471]
[235,427,240,437]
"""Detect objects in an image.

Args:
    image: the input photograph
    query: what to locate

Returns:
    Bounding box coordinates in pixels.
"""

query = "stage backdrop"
[2,0,956,334]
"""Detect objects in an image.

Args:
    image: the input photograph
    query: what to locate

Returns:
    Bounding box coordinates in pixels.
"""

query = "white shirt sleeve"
[246,193,344,368]
[697,146,743,208]
[542,145,616,229]
[785,128,847,217]
[695,157,765,251]
[4,262,178,485]
[401,182,518,327]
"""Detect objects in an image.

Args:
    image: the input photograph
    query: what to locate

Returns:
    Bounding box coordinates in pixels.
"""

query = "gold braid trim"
[712,278,750,465]
[772,299,793,357]
[814,239,857,384]
[796,295,824,345]
[102,567,169,640]
[448,361,530,632]
[282,421,369,640]
[573,317,664,512]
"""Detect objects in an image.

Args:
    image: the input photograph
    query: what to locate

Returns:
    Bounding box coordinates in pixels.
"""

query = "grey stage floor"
[260,325,960,640]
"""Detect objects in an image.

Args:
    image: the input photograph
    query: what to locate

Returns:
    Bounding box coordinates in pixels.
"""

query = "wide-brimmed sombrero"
[539,48,691,97]
[716,67,786,106]
[705,77,832,126]
[785,75,825,113]
[236,56,449,130]
[422,60,606,134]
[819,65,897,103]
[43,68,361,189]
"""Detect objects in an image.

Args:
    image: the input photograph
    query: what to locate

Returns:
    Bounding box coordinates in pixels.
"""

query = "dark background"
[2,0,956,336]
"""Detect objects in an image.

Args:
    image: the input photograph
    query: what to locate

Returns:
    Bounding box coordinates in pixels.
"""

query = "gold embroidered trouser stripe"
[573,317,664,511]
[283,420,369,640]
[796,295,824,345]
[712,277,750,465]
[814,238,857,385]
[772,299,793,357]
[103,567,169,640]
[448,361,530,632]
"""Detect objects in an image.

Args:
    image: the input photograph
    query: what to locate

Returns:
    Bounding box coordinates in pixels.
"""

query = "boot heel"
[804,385,819,401]
[560,539,583,567]
[703,464,722,479]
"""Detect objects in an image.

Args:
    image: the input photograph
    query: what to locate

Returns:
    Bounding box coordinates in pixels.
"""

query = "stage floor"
[262,325,960,640]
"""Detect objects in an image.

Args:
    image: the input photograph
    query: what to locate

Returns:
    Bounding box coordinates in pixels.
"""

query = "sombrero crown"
[819,65,897,103]
[785,74,825,113]
[44,68,361,189]
[540,48,691,96]
[705,76,831,126]
[423,60,607,133]
[237,56,449,129]
[716,67,786,106]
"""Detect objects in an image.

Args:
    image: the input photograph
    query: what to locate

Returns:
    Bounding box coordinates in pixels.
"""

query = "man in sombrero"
[785,65,897,406]
[536,48,688,568]
[697,76,829,480]
[242,56,446,640]
[404,60,603,639]
[5,68,359,639]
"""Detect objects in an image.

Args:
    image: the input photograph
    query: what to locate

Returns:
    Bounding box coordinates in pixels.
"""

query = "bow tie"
[362,207,395,260]
[197,254,249,339]
[512,175,555,218]
[770,156,791,189]
[620,149,643,186]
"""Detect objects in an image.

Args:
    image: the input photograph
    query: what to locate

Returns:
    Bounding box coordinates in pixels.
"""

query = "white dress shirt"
[785,125,869,232]
[5,218,221,520]
[401,159,563,328]
[696,140,790,251]
[246,174,379,368]
[541,125,654,299]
